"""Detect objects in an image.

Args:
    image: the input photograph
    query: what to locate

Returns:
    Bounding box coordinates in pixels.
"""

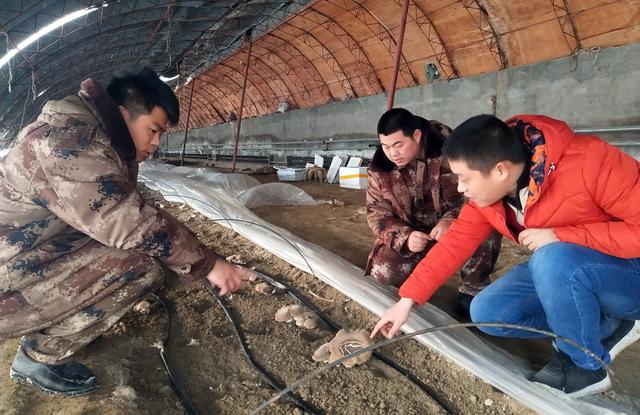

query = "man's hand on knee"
[205,260,256,296]
[518,228,559,251]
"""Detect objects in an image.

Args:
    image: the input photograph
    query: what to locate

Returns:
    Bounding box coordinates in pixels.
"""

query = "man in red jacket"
[372,114,640,398]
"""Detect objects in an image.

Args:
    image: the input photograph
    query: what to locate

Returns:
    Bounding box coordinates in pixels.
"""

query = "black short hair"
[377,108,421,137]
[443,114,530,175]
[106,65,180,125]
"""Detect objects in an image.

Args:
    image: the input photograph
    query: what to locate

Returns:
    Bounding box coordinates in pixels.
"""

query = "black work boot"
[529,347,611,397]
[564,364,610,398]
[10,346,100,397]
[529,347,567,391]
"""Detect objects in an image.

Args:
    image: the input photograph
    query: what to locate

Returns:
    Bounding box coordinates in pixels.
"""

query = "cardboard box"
[339,167,368,189]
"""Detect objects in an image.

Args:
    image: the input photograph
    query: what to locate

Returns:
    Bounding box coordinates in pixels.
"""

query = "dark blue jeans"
[470,242,640,369]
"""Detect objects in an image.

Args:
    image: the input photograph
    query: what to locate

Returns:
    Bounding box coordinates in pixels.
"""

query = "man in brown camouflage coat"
[366,108,501,312]
[0,67,254,396]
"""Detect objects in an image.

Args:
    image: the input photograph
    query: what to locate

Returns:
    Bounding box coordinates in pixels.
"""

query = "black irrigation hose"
[142,178,458,413]
[146,293,201,415]
[251,322,635,414]
[144,178,636,415]
[256,271,457,415]
[203,283,324,415]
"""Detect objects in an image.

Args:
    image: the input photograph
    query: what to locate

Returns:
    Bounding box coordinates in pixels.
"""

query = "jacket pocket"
[37,232,91,254]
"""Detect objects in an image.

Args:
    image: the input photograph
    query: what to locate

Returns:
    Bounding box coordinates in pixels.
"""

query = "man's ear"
[494,161,510,181]
[412,129,422,143]
[118,105,130,122]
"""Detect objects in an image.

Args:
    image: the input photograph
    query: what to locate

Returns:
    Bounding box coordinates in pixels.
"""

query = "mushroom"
[312,328,372,367]
[312,343,331,362]
[303,318,318,330]
[274,304,319,329]
[255,282,273,294]
[133,300,151,315]
[275,305,294,322]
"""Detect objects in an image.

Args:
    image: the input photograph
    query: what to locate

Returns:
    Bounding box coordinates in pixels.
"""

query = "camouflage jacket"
[0,79,217,283]
[365,118,463,270]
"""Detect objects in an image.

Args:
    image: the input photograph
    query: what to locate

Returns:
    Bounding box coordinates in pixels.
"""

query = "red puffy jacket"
[399,115,640,305]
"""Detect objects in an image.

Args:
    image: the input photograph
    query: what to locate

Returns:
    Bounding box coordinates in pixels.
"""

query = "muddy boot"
[10,346,99,397]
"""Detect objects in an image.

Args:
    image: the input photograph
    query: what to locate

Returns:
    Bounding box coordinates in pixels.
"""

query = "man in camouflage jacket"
[366,108,501,308]
[0,67,253,396]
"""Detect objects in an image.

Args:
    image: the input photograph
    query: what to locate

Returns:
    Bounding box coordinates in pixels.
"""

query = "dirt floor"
[0,171,638,414]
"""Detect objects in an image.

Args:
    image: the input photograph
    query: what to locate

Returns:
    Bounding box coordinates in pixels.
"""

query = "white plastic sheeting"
[140,162,317,208]
[139,165,631,415]
[236,182,315,208]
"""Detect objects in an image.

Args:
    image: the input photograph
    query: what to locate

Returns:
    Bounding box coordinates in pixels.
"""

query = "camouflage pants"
[369,231,502,295]
[0,232,163,364]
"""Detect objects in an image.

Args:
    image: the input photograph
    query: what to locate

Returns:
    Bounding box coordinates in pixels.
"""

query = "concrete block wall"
[164,42,640,162]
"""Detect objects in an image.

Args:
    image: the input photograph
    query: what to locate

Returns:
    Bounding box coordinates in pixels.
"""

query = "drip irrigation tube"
[203,283,324,415]
[147,292,201,415]
[142,178,457,413]
[143,179,456,414]
[256,271,456,414]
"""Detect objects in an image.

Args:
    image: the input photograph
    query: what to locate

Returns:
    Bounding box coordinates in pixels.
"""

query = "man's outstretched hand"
[370,297,415,339]
[205,260,256,296]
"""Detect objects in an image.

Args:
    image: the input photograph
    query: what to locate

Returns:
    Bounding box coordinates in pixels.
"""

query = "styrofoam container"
[338,167,368,189]
[326,155,348,183]
[276,167,307,182]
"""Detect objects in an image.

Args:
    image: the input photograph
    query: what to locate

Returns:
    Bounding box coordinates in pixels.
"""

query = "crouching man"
[372,114,640,397]
[0,66,254,396]
[365,108,501,314]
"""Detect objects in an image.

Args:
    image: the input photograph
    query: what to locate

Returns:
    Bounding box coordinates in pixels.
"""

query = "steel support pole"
[232,32,253,172]
[386,0,410,110]
[180,78,196,166]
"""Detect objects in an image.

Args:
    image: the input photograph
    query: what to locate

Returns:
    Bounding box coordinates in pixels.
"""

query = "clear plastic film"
[236,182,317,208]
[140,162,318,208]
[138,163,631,415]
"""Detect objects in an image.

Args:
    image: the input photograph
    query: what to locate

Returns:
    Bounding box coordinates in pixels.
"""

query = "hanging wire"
[17,89,30,133]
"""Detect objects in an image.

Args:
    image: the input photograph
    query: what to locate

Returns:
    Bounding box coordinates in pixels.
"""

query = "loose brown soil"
[0,172,636,414]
